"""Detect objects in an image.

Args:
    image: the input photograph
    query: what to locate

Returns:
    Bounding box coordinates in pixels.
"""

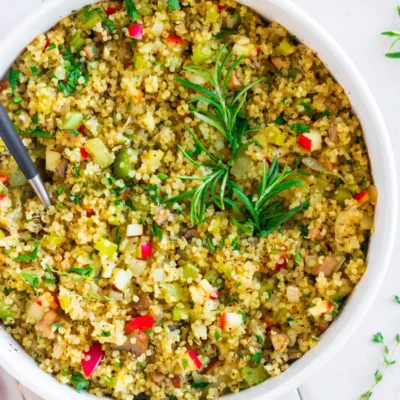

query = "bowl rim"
[0,0,397,399]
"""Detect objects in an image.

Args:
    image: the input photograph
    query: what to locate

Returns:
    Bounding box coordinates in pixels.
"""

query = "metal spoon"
[0,102,51,206]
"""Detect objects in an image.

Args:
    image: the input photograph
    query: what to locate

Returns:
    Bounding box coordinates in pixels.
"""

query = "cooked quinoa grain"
[0,0,376,399]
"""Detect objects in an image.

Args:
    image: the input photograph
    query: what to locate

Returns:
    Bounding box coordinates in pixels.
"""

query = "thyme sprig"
[226,158,309,237]
[175,44,264,163]
[361,331,400,399]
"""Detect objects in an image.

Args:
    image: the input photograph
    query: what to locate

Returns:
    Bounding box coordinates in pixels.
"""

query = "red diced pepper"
[105,6,118,15]
[166,35,185,45]
[43,39,51,52]
[0,194,6,202]
[83,205,94,215]
[354,191,369,204]
[0,175,9,184]
[82,342,104,377]
[275,253,287,272]
[120,191,130,200]
[217,4,226,11]
[78,125,86,135]
[298,134,312,152]
[125,315,154,334]
[80,147,88,161]
[188,350,202,369]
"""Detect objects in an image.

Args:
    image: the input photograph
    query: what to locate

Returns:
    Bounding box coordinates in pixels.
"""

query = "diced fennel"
[256,126,286,147]
[46,150,62,172]
[240,364,269,386]
[192,44,214,64]
[204,270,223,290]
[94,237,118,257]
[113,149,136,180]
[58,111,83,130]
[172,305,191,321]
[276,40,296,56]
[333,188,353,205]
[183,263,200,280]
[85,138,114,168]
[0,300,12,321]
[163,282,185,304]
[230,153,251,178]
[82,8,105,30]
[71,30,85,53]
[9,169,27,187]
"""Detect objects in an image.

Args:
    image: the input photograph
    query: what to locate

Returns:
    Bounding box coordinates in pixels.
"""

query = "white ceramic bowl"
[0,1,397,399]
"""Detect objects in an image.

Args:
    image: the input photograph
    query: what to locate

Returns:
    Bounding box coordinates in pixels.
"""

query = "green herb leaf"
[150,224,164,240]
[168,0,181,11]
[373,332,384,343]
[275,113,285,125]
[192,381,209,389]
[321,109,331,117]
[68,266,94,277]
[71,372,89,393]
[251,352,261,365]
[289,123,309,133]
[256,335,264,345]
[100,330,111,337]
[30,66,39,76]
[386,52,400,58]
[182,358,188,370]
[8,70,20,93]
[19,126,55,139]
[214,331,221,341]
[20,272,40,287]
[125,0,138,21]
[46,42,57,51]
[14,240,39,261]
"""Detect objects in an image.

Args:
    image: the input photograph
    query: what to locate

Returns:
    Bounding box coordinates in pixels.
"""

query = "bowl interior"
[0,1,397,399]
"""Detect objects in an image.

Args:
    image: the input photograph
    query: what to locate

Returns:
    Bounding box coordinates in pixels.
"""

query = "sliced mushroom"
[133,293,152,312]
[56,159,69,179]
[35,311,70,340]
[183,228,200,241]
[328,125,339,144]
[0,80,10,94]
[312,256,346,277]
[113,330,149,357]
[271,56,290,70]
[171,374,183,388]
[151,372,166,386]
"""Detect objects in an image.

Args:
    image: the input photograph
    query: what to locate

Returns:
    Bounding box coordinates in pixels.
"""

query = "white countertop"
[1,0,400,399]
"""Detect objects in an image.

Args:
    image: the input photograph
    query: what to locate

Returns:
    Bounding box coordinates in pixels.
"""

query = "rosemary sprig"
[164,127,229,225]
[226,158,309,237]
[381,7,400,58]
[175,44,264,163]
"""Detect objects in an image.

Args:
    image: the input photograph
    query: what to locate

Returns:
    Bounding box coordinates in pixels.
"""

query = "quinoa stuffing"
[0,0,376,399]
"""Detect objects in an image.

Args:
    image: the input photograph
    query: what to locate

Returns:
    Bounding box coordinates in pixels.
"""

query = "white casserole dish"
[0,0,397,399]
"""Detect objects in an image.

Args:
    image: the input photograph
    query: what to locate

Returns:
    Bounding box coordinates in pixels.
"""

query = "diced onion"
[126,224,144,237]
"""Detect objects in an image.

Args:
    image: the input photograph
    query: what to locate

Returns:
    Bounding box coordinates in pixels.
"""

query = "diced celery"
[163,282,184,304]
[258,126,286,147]
[82,8,105,30]
[276,40,296,56]
[9,169,27,187]
[287,67,300,79]
[32,146,46,160]
[333,188,353,205]
[134,53,148,70]
[172,305,191,321]
[183,263,200,280]
[230,153,251,178]
[206,5,219,23]
[258,281,273,299]
[46,150,62,172]
[0,300,12,321]
[85,138,114,168]
[241,364,269,387]
[71,30,85,53]
[192,44,214,64]
[95,237,118,257]
[42,235,63,247]
[59,294,71,311]
[204,270,223,290]
[58,111,83,130]
[113,149,136,180]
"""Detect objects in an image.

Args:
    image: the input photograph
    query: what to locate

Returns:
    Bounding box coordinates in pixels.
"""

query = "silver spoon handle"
[28,174,51,207]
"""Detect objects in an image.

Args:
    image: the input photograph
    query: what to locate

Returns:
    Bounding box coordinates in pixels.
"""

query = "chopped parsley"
[294,251,303,263]
[14,239,39,261]
[251,352,261,365]
[8,70,20,93]
[168,0,181,11]
[289,123,309,133]
[182,358,188,370]
[321,109,331,117]
[20,272,40,287]
[68,266,94,277]
[275,113,285,125]
[71,372,89,393]
[150,224,164,240]
[215,28,237,41]
[214,331,221,341]
[256,335,264,345]
[192,381,209,389]
[125,0,138,21]
[18,126,55,139]
[100,330,111,337]
[30,66,39,76]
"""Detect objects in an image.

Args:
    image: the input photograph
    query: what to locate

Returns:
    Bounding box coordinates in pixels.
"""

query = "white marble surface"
[1,0,400,399]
